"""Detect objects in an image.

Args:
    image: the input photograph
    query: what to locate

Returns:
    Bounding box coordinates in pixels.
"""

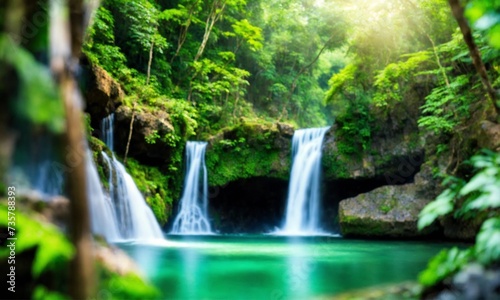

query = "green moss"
[125,158,174,225]
[380,204,392,214]
[205,121,291,186]
[322,152,350,180]
[89,136,111,189]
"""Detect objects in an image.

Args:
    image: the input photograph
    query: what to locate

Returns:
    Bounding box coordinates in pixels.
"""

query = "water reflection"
[117,236,454,300]
[284,237,314,299]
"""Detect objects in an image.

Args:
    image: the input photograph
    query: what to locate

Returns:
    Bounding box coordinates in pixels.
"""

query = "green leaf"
[0,35,65,132]
[460,172,495,195]
[0,204,74,278]
[418,190,455,230]
[475,217,500,264]
[419,247,472,287]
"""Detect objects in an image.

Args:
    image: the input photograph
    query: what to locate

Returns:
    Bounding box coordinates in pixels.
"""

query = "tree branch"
[448,0,500,116]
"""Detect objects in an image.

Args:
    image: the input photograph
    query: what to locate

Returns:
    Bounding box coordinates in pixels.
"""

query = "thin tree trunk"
[146,38,155,86]
[170,0,200,64]
[279,35,335,121]
[60,66,94,300]
[426,33,451,88]
[401,0,451,88]
[448,0,500,116]
[123,103,136,165]
[289,35,335,98]
[193,0,226,62]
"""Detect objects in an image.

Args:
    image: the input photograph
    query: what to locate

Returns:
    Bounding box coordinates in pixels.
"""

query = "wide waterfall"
[171,141,212,234]
[279,127,330,235]
[100,114,164,240]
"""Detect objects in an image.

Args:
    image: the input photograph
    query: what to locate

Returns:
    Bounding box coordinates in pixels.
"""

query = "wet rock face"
[200,177,288,234]
[478,120,500,151]
[84,64,124,122]
[322,126,425,182]
[338,172,439,238]
[114,105,175,163]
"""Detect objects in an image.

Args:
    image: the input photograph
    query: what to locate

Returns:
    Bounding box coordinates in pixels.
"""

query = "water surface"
[118,235,456,299]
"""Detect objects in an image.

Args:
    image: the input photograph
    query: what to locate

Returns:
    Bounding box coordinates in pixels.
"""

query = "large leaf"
[475,217,500,264]
[419,247,472,287]
[0,204,74,278]
[0,35,65,132]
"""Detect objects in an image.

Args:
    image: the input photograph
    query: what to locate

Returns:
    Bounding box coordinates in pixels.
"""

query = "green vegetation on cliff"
[205,120,292,186]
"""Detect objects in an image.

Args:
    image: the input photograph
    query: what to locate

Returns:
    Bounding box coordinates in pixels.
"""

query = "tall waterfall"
[86,150,121,241]
[280,127,330,235]
[100,114,164,240]
[171,142,212,234]
[9,113,163,241]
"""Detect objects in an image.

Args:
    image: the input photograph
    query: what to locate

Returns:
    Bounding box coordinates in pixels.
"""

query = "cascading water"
[279,127,330,235]
[9,133,64,199]
[9,132,123,241]
[86,150,121,241]
[171,141,212,234]
[100,114,163,240]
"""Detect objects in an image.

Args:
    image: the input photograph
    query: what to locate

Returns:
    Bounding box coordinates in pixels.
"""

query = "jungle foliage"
[418,150,500,288]
[83,0,351,131]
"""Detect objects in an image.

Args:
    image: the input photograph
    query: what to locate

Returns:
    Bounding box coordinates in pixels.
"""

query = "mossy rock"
[205,120,294,187]
[339,181,437,238]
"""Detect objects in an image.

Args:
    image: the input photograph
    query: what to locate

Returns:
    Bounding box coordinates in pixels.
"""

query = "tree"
[448,0,500,116]
[2,0,97,298]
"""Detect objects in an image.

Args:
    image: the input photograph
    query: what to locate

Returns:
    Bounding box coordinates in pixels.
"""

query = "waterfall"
[101,113,115,151]
[279,127,330,235]
[9,112,163,241]
[171,141,212,234]
[86,151,121,241]
[9,133,64,199]
[100,114,164,240]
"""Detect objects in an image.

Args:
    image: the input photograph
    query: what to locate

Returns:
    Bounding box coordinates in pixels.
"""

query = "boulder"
[338,172,438,238]
[478,120,500,151]
[114,105,175,162]
[206,120,293,186]
[84,64,124,121]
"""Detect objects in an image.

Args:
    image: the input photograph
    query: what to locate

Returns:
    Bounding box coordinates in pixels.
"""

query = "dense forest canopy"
[82,0,473,133]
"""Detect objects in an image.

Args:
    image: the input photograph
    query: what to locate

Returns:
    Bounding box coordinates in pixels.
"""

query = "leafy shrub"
[418,150,500,287]
[373,51,431,107]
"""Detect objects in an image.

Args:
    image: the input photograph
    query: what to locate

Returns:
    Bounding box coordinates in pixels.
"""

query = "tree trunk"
[146,38,155,86]
[279,35,335,121]
[51,0,96,298]
[170,0,200,64]
[193,0,226,62]
[123,103,136,165]
[448,0,500,116]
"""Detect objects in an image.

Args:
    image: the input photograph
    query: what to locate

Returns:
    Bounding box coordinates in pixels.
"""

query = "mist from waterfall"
[171,141,212,234]
[278,127,330,235]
